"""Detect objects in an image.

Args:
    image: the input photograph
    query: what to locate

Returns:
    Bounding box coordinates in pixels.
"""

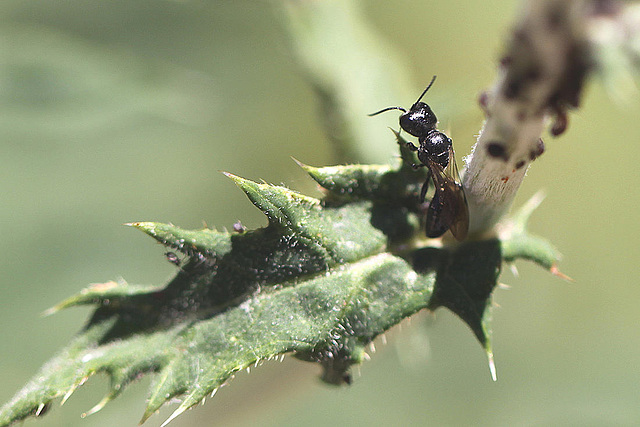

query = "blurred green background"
[2,1,640,426]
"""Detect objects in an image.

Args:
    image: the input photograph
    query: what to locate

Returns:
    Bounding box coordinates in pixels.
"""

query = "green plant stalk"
[280,0,416,164]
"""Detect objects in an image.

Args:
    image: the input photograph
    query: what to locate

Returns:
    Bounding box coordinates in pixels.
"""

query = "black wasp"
[369,76,469,241]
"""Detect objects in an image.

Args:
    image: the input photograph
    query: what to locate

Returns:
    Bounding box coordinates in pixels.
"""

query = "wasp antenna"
[415,75,437,103]
[368,106,407,117]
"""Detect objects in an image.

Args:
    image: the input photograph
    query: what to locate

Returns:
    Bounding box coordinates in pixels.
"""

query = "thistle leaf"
[0,156,563,426]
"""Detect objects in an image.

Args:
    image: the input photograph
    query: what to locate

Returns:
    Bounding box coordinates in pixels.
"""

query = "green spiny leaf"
[226,172,388,263]
[301,161,396,198]
[128,222,233,257]
[43,280,160,314]
[500,192,564,271]
[0,0,571,424]
[0,162,564,426]
[298,130,428,204]
[423,239,502,379]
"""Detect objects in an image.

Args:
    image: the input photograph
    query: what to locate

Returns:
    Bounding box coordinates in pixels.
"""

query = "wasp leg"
[404,141,419,151]
[419,170,431,203]
[420,180,428,203]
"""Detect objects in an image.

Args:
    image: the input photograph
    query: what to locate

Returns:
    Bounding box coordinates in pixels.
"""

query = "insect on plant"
[369,76,469,241]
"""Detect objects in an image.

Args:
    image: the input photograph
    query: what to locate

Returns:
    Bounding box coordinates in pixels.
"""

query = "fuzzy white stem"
[463,0,628,238]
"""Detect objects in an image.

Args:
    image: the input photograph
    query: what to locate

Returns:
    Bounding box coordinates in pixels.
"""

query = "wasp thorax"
[418,131,451,169]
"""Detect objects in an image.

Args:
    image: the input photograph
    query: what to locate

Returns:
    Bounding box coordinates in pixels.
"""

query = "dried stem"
[463,0,634,238]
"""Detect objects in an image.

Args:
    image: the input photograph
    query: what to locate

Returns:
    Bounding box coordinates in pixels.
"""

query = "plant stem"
[463,0,631,237]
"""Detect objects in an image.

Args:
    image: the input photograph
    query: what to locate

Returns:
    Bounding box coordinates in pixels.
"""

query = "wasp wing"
[425,148,469,241]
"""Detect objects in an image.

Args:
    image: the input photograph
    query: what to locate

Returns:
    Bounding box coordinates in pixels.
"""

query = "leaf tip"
[60,384,78,406]
[292,157,321,180]
[512,190,546,228]
[35,402,50,417]
[297,162,328,185]
[159,405,188,427]
[550,264,574,282]
[488,351,497,382]
[290,156,309,170]
[139,410,154,426]
[508,262,519,277]
[81,394,111,418]
[42,299,74,316]
[41,306,59,317]
[126,222,157,236]
[221,170,240,182]
[222,172,257,193]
